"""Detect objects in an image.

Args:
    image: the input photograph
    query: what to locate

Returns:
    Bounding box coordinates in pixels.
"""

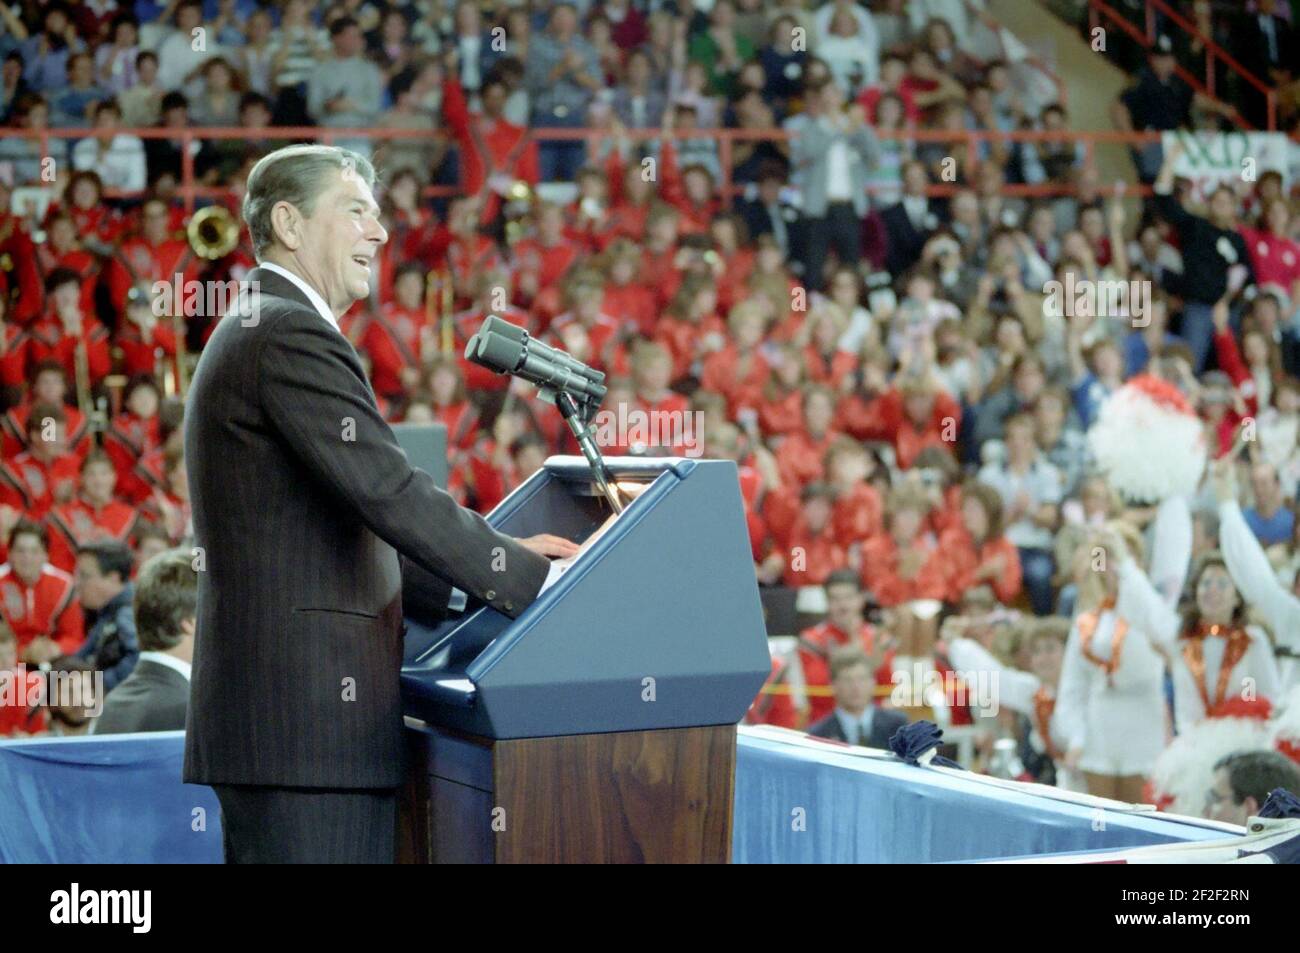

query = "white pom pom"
[1150,717,1273,816]
[1089,384,1207,502]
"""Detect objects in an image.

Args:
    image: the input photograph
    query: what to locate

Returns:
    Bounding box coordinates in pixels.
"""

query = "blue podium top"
[400,456,770,739]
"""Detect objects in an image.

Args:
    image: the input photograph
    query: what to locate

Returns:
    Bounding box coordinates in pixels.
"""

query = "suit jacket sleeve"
[257,311,550,618]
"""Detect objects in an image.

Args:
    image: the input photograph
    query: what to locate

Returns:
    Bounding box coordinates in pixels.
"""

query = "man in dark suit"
[1233,0,1294,129]
[93,549,195,735]
[807,646,907,749]
[183,144,578,863]
[735,160,801,263]
[881,159,939,277]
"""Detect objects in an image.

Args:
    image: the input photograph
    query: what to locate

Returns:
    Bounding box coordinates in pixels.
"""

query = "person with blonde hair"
[1055,521,1168,802]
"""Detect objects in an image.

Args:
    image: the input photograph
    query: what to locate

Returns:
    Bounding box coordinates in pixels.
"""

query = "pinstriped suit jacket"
[182,267,549,789]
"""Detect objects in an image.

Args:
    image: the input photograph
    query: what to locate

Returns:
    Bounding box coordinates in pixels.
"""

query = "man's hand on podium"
[515,534,581,560]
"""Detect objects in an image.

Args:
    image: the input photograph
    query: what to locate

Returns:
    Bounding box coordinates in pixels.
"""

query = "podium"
[397,456,769,863]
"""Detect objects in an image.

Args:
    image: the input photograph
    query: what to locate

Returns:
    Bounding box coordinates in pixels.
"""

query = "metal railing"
[0,124,1166,216]
[1089,0,1279,131]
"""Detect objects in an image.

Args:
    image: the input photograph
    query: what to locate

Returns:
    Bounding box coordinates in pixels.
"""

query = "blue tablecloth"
[733,730,1234,863]
[0,729,1235,863]
[0,732,221,864]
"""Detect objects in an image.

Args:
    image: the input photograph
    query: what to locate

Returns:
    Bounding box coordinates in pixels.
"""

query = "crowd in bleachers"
[1,0,1299,820]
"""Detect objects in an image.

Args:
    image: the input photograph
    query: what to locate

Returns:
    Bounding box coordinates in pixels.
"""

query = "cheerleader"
[1211,457,1300,692]
[947,617,1077,790]
[1056,522,1168,802]
[1116,525,1282,736]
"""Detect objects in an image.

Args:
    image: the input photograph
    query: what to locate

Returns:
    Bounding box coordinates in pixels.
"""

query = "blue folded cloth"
[888,720,962,769]
[1258,788,1300,820]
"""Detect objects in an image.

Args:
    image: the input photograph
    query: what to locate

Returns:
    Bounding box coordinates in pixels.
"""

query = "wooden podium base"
[397,721,736,864]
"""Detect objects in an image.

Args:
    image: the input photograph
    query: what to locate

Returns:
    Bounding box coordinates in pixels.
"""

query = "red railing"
[1089,0,1278,131]
[0,125,1164,217]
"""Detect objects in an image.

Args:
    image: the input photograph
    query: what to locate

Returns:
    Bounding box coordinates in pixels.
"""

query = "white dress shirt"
[138,650,192,682]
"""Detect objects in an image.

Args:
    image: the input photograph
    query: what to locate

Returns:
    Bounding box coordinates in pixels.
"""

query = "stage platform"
[0,727,1239,863]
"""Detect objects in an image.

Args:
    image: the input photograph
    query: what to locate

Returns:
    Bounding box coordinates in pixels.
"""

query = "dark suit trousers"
[214,784,396,863]
[801,201,863,291]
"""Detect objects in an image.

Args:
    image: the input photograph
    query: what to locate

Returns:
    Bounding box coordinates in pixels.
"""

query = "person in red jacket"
[626,341,691,455]
[34,213,101,321]
[653,272,726,383]
[549,274,622,372]
[861,487,947,656]
[764,482,849,587]
[45,451,140,573]
[940,481,1023,606]
[102,377,162,495]
[0,294,30,402]
[28,269,112,392]
[115,280,181,379]
[360,264,431,402]
[639,203,683,311]
[838,367,962,469]
[512,201,582,306]
[425,356,480,451]
[757,343,809,439]
[0,520,84,664]
[2,362,91,462]
[0,403,80,520]
[46,171,126,251]
[103,197,197,318]
[657,108,722,236]
[0,181,43,324]
[796,569,895,726]
[825,438,884,553]
[699,299,770,418]
[440,63,539,227]
[438,195,505,305]
[598,239,657,337]
[775,385,842,490]
[0,625,47,737]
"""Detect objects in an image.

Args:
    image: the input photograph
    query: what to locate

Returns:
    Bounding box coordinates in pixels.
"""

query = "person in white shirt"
[71,99,146,192]
[1056,522,1168,802]
[154,0,219,94]
[1115,485,1283,736]
[1210,456,1300,690]
[947,617,1079,789]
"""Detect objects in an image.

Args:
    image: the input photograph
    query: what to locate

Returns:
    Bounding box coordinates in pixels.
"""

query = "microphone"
[465,315,625,513]
[465,316,607,406]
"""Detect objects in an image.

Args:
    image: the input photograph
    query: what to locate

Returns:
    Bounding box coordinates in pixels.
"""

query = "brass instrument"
[186,205,240,261]
[170,206,239,398]
[502,179,533,248]
[438,269,454,355]
[73,335,92,417]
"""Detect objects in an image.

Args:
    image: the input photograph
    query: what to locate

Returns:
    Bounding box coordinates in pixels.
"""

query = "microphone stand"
[553,390,624,515]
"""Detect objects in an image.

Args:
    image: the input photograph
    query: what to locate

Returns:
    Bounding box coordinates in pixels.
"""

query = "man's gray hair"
[242,144,376,258]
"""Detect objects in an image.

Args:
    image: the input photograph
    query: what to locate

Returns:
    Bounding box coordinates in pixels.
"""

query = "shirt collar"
[138,651,192,682]
[258,261,342,335]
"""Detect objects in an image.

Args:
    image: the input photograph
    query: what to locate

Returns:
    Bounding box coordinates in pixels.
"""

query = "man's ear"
[270,200,303,251]
[180,617,196,639]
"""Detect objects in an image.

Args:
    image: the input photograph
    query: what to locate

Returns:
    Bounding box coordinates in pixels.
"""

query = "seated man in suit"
[93,548,195,735]
[808,646,907,749]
